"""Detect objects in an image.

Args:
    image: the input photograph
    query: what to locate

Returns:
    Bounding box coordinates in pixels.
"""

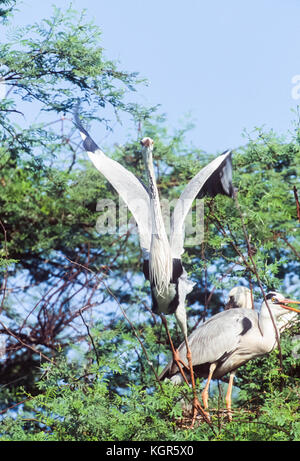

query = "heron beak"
[279,298,300,313]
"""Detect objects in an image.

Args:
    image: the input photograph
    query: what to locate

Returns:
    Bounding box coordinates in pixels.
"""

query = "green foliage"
[0,325,299,441]
[0,0,15,23]
[0,3,151,282]
[0,331,185,441]
[1,5,146,116]
[0,2,299,442]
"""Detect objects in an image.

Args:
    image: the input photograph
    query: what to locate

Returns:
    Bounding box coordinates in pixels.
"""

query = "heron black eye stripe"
[266,292,277,301]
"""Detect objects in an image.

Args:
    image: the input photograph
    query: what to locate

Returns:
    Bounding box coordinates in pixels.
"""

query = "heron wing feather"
[170,151,233,258]
[74,113,152,255]
[159,309,259,379]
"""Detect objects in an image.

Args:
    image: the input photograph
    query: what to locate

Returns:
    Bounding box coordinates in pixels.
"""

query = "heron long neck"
[244,292,253,309]
[258,305,280,352]
[144,155,172,296]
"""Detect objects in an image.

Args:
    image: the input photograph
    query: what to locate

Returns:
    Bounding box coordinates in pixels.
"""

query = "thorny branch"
[273,231,300,261]
[233,193,284,374]
[64,256,164,391]
[293,186,300,223]
[0,220,9,316]
[0,247,107,360]
[79,308,100,367]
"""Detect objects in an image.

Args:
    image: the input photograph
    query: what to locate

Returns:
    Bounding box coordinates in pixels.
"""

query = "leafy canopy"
[0,2,299,442]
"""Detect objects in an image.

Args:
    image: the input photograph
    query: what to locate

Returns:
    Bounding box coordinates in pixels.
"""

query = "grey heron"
[74,113,234,421]
[159,291,300,421]
[225,286,299,331]
[223,286,299,418]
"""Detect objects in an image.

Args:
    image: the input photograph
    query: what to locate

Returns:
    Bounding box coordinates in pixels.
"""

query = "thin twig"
[233,194,283,374]
[79,309,100,367]
[100,280,165,391]
[64,256,164,391]
[0,220,9,316]
[293,186,300,223]
[0,395,35,415]
[273,231,300,261]
[208,205,255,274]
[0,319,53,363]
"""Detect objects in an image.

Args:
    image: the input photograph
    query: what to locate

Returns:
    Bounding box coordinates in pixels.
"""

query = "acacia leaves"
[0,2,299,442]
[1,6,144,116]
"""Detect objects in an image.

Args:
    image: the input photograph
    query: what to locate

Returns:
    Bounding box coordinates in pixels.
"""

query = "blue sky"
[12,0,300,152]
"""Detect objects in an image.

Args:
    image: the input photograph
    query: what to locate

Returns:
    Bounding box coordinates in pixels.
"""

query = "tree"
[0,1,152,394]
[0,2,299,441]
[0,0,15,23]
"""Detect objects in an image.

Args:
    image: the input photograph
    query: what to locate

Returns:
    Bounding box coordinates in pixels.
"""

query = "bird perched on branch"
[74,111,234,423]
[159,290,300,420]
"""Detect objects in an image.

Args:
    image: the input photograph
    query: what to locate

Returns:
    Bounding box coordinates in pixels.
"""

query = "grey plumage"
[74,112,234,339]
[159,290,300,419]
[160,291,299,383]
[159,307,262,381]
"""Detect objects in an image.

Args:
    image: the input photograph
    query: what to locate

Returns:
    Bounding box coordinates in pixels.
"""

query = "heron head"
[225,286,252,310]
[140,137,154,164]
[264,291,300,317]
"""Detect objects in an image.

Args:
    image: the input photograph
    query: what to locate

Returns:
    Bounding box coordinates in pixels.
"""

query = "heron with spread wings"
[74,112,234,421]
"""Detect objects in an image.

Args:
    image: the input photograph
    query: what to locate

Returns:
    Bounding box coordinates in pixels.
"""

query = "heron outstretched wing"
[74,113,152,256]
[170,150,233,258]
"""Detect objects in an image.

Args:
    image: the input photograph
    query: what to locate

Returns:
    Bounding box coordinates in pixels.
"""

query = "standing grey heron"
[159,291,300,421]
[74,112,234,421]
[223,286,299,418]
[225,286,299,331]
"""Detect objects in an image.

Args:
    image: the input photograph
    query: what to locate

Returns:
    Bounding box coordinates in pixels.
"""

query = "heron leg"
[201,363,217,410]
[225,371,235,421]
[160,315,190,386]
[184,337,212,427]
[160,315,213,428]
